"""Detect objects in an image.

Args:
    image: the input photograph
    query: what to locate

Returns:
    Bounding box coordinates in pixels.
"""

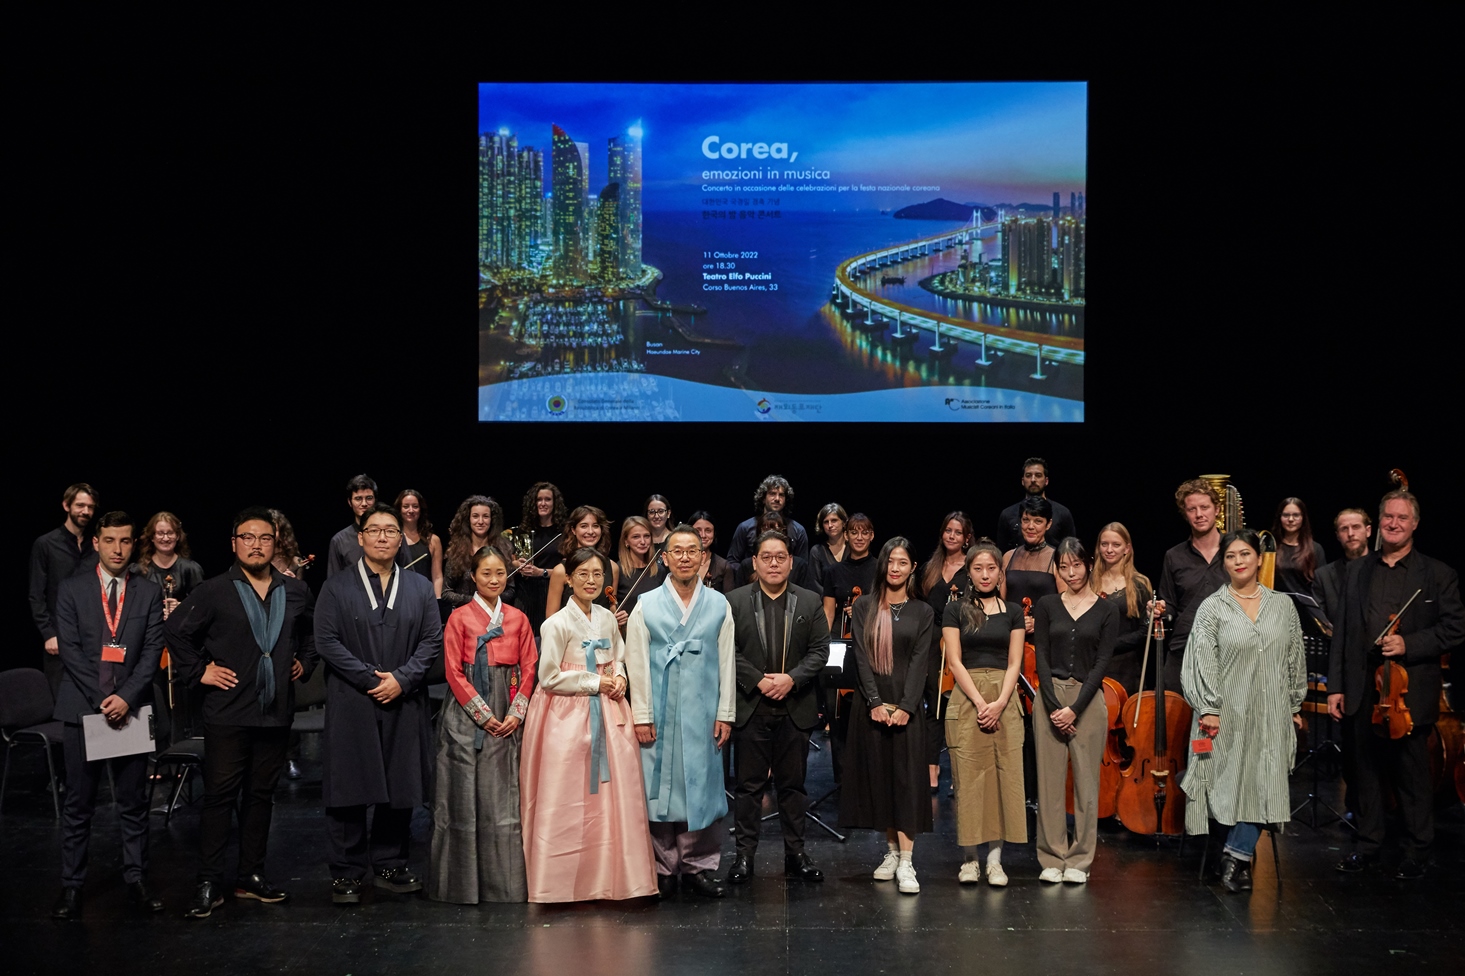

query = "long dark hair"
[920,510,974,596]
[559,505,613,559]
[861,536,916,675]
[520,481,567,534]
[446,495,507,582]
[394,489,433,542]
[1054,537,1093,583]
[1271,496,1318,581]
[956,539,1005,636]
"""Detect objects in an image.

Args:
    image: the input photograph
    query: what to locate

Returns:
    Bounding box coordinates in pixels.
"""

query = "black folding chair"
[0,668,65,820]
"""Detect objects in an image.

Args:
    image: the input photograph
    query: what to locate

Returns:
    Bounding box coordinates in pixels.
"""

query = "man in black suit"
[726,529,830,885]
[1328,490,1464,880]
[1313,507,1373,629]
[50,511,166,919]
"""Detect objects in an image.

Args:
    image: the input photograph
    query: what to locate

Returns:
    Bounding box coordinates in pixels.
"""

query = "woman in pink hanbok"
[520,547,657,902]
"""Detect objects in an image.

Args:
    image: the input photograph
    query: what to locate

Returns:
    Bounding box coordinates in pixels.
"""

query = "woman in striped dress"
[1180,528,1306,893]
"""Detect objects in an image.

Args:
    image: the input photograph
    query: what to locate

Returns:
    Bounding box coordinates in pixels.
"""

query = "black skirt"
[839,704,933,835]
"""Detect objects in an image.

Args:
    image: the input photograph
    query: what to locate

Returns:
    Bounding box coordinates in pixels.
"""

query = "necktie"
[108,579,119,618]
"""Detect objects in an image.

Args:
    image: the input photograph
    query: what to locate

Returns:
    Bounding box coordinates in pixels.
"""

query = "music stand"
[1288,595,1354,832]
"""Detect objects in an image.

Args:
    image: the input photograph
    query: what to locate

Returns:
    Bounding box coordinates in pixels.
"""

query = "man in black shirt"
[726,475,810,575]
[327,474,378,578]
[1155,478,1227,692]
[994,458,1077,551]
[1328,490,1464,880]
[1313,507,1372,629]
[166,507,317,917]
[29,483,100,698]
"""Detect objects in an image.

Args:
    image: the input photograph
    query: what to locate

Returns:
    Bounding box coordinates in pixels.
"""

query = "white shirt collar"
[99,564,126,590]
[473,592,504,626]
[670,577,701,625]
[357,558,399,610]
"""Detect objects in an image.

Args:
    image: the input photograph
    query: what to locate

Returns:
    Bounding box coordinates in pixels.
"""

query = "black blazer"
[1312,558,1348,630]
[52,568,165,723]
[728,581,830,729]
[1327,549,1464,725]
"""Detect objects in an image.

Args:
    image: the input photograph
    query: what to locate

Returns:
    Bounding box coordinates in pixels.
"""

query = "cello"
[1115,593,1191,835]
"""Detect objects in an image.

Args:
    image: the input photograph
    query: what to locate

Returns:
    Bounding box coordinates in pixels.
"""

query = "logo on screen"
[945,397,961,411]
[755,398,772,415]
[546,395,567,415]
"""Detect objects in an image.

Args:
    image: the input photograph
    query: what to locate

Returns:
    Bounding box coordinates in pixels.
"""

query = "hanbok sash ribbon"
[649,638,703,813]
[466,621,505,750]
[584,637,613,794]
[233,580,286,712]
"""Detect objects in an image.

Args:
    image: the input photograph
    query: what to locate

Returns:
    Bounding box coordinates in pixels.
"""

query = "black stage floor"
[2,734,1460,976]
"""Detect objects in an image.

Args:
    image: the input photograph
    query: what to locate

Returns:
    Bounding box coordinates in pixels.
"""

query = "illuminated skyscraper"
[478,130,543,269]
[551,125,587,279]
[595,183,621,281]
[607,122,643,277]
[1001,216,1057,297]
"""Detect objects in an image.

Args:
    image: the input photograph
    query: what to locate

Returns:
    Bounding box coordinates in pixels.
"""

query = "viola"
[605,584,618,615]
[1371,594,1420,740]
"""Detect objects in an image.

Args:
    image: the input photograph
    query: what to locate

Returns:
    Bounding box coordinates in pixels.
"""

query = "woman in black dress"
[1271,497,1327,596]
[644,495,673,555]
[1001,496,1063,624]
[544,505,620,619]
[511,482,567,637]
[918,511,974,790]
[444,496,515,613]
[1032,538,1118,885]
[842,537,935,894]
[808,502,849,591]
[823,512,877,632]
[395,489,444,597]
[1094,522,1154,694]
[689,511,736,592]
[614,516,661,626]
[133,511,205,746]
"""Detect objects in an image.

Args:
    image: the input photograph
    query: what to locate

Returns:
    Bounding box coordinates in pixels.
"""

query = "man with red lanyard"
[50,511,166,920]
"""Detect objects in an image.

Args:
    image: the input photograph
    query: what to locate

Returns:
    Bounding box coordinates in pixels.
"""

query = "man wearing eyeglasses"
[626,525,736,898]
[166,507,318,918]
[327,473,379,578]
[314,503,443,904]
[725,530,831,885]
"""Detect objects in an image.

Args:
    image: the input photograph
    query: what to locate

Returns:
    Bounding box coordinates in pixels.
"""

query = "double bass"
[1115,594,1191,835]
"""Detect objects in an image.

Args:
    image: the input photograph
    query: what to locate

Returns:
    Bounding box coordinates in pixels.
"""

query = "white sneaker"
[985,862,1009,887]
[896,861,920,894]
[873,851,900,881]
[1062,868,1088,884]
[958,861,981,884]
[1039,867,1064,883]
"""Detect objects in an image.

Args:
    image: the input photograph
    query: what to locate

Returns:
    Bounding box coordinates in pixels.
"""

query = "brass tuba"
[1196,473,1276,586]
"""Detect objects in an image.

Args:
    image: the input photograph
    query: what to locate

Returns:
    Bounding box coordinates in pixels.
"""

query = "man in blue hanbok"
[627,524,736,898]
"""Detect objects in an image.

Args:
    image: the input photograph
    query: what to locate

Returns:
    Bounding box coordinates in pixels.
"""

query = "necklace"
[1229,585,1262,600]
[1022,540,1049,553]
[889,600,908,621]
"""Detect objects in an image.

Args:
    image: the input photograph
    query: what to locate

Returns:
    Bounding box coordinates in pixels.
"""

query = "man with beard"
[166,508,317,918]
[725,475,810,576]
[994,458,1077,552]
[30,483,101,697]
[1154,478,1229,692]
[315,503,442,903]
[1313,508,1372,630]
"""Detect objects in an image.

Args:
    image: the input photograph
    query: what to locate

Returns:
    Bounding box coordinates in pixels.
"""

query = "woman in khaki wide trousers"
[942,541,1027,886]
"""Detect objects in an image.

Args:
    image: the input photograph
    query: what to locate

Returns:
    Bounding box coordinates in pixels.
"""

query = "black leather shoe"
[784,852,824,882]
[682,870,727,898]
[331,878,364,904]
[657,874,677,899]
[727,853,753,885]
[372,867,423,894]
[126,880,165,913]
[235,873,290,903]
[1336,852,1371,873]
[51,887,82,921]
[1218,855,1244,894]
[185,881,224,919]
[1394,859,1426,881]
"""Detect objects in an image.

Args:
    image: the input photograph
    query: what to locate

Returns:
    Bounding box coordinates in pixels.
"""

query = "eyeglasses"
[362,527,401,539]
[756,552,789,565]
[234,533,276,546]
[668,548,701,559]
[572,571,605,582]
[647,508,669,517]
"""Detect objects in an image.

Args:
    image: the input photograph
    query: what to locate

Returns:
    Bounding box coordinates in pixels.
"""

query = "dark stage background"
[10,45,1454,675]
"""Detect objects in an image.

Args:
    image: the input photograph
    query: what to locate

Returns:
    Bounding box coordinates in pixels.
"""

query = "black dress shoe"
[784,852,824,882]
[1336,852,1372,873]
[51,887,82,921]
[1218,855,1245,894]
[657,874,678,899]
[331,878,364,905]
[235,873,290,903]
[126,880,165,913]
[185,881,224,918]
[372,867,423,893]
[1394,859,1426,881]
[682,870,727,898]
[726,853,753,885]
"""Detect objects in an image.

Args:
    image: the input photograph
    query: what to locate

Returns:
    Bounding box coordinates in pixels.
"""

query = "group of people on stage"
[25,461,1462,920]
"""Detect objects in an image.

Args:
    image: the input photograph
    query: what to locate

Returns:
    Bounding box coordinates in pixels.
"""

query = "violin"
[1115,592,1190,835]
[606,584,618,615]
[1018,597,1039,710]
[1371,589,1421,740]
[841,586,862,640]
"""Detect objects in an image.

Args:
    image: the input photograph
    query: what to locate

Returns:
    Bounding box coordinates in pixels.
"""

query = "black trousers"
[60,723,150,887]
[1347,707,1434,860]
[733,705,810,856]
[198,724,290,882]
[326,804,412,878]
